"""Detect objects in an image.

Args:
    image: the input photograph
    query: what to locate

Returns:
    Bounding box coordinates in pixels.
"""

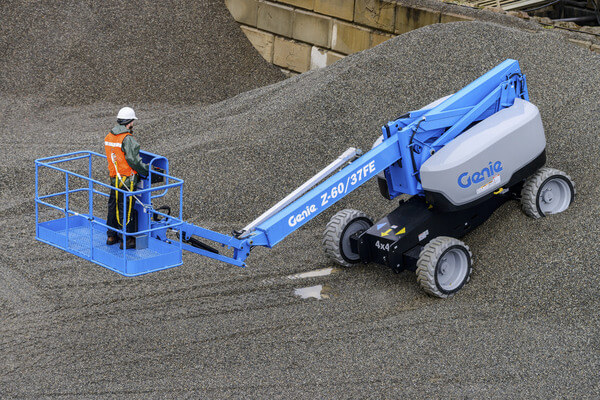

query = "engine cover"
[420,98,546,208]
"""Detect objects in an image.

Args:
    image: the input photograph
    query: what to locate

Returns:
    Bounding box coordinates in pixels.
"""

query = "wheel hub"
[538,177,572,215]
[340,218,372,262]
[439,258,448,275]
[436,248,468,291]
[542,188,553,203]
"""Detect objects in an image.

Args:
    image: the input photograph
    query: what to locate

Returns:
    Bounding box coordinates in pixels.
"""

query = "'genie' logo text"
[458,161,503,188]
[288,204,317,227]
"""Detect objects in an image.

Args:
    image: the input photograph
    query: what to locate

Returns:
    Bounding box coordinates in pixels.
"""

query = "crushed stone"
[1,19,599,399]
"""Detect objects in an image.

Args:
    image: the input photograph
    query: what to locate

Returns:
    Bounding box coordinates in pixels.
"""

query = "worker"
[104,107,149,249]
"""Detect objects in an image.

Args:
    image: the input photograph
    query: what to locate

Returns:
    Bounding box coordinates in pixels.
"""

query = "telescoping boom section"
[35,60,530,275]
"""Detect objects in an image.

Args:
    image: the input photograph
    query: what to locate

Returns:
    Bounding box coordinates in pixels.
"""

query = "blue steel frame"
[34,59,530,273]
[35,151,185,276]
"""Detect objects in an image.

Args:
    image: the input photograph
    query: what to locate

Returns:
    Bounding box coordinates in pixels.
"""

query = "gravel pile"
[0,0,284,106]
[1,20,599,398]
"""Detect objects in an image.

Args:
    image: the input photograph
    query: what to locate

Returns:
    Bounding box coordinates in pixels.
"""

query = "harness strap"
[112,155,134,226]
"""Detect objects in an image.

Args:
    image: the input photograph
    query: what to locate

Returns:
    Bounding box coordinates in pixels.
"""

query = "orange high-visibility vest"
[104,132,137,178]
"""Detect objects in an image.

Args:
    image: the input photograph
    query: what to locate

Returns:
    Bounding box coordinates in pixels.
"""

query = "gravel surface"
[1,20,599,398]
[0,0,283,106]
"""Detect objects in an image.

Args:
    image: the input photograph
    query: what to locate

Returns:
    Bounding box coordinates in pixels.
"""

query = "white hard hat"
[117,107,137,121]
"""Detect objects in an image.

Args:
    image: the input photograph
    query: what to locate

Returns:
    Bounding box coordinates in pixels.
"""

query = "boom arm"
[381,59,528,198]
[178,59,529,267]
[247,136,402,248]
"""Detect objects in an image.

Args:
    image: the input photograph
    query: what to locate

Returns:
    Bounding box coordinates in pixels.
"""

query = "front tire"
[521,167,575,219]
[323,209,373,267]
[416,236,473,298]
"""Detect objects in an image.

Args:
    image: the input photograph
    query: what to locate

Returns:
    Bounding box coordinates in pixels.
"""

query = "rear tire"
[377,176,391,199]
[416,236,473,298]
[323,209,373,267]
[521,167,575,219]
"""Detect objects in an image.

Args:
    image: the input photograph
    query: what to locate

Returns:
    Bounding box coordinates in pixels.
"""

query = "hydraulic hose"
[409,117,426,184]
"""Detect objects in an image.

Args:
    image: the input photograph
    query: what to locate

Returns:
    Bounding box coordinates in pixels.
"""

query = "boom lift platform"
[35,59,575,297]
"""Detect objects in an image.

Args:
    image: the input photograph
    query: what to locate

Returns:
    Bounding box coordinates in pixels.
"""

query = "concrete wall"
[225,0,473,75]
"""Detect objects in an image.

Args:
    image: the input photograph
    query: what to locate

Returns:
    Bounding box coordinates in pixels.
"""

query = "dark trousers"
[106,181,138,239]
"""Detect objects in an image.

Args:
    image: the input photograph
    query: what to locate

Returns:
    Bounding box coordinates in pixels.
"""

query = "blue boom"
[35,59,529,275]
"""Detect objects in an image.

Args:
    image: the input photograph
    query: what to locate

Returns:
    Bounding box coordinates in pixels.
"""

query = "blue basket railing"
[35,151,186,276]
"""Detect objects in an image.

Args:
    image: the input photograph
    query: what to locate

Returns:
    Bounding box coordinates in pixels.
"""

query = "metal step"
[472,0,551,10]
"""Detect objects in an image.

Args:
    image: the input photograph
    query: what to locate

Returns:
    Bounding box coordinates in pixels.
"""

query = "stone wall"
[224,0,473,75]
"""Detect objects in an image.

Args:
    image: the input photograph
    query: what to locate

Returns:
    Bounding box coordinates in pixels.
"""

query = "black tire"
[416,236,473,298]
[377,176,391,199]
[322,209,373,267]
[521,167,575,219]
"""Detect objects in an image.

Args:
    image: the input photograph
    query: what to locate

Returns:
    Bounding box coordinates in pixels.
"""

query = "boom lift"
[35,60,575,297]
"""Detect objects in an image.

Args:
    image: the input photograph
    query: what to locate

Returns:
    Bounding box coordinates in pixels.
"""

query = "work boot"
[106,236,120,246]
[120,237,136,250]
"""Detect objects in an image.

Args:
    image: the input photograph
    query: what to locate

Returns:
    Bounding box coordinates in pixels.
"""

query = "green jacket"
[108,124,149,186]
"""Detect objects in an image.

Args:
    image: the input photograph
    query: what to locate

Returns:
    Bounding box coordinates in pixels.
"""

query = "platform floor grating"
[59,226,162,261]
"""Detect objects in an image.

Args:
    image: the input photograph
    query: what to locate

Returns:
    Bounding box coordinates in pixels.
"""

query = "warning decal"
[476,174,501,195]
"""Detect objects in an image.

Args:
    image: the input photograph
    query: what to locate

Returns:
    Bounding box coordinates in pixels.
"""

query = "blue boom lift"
[35,60,575,297]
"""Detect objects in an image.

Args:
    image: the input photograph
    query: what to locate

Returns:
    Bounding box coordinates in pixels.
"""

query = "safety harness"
[111,153,134,226]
